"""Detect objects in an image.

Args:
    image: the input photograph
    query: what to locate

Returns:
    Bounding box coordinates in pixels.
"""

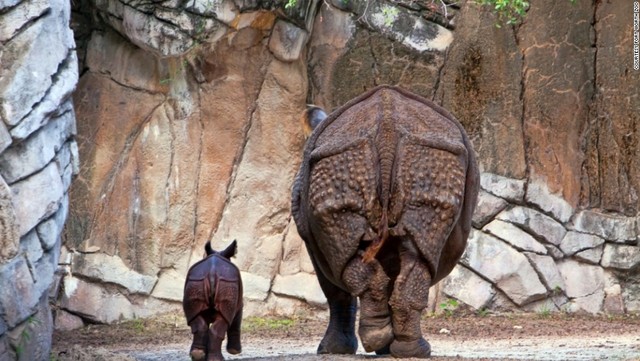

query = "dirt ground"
[51,310,640,361]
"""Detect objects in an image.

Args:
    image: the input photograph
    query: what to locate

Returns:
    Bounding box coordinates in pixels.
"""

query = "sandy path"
[110,333,640,361]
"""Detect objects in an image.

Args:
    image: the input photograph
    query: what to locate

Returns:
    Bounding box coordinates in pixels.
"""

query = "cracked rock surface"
[1,3,638,358]
[61,0,640,328]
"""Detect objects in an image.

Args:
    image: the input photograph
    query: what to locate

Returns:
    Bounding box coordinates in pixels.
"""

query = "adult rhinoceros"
[291,85,479,358]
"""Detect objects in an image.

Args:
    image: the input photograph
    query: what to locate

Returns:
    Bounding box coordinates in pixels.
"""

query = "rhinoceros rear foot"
[375,344,391,355]
[317,328,357,354]
[359,321,393,353]
[390,338,431,358]
[226,345,241,355]
[226,329,241,354]
[189,349,206,361]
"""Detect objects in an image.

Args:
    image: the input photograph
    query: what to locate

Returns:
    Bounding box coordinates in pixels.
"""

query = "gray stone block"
[496,206,567,246]
[0,257,38,328]
[523,253,565,292]
[356,0,452,52]
[35,243,60,301]
[0,334,10,361]
[0,177,19,263]
[0,0,74,127]
[560,231,605,256]
[601,244,640,270]
[36,196,68,252]
[0,0,48,43]
[240,272,271,302]
[73,252,157,295]
[0,123,10,155]
[575,246,604,265]
[0,313,6,336]
[558,259,604,300]
[443,265,495,310]
[472,190,508,228]
[479,173,525,202]
[564,290,605,314]
[603,284,625,314]
[6,297,53,361]
[544,244,565,260]
[622,276,640,312]
[483,219,547,254]
[19,230,43,269]
[53,309,84,331]
[10,63,78,141]
[571,210,637,243]
[272,273,326,307]
[10,162,64,237]
[0,106,75,183]
[525,178,574,223]
[59,277,133,324]
[461,230,547,306]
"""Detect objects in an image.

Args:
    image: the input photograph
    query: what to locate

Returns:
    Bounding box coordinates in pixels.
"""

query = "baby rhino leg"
[226,308,242,354]
[389,240,432,358]
[343,253,393,353]
[207,314,228,361]
[189,315,209,361]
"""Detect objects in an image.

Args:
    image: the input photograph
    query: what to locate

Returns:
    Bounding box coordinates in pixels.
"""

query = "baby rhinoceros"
[292,85,479,358]
[183,240,243,361]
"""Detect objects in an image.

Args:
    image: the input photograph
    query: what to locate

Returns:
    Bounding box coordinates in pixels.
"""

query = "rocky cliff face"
[1,0,637,349]
[58,0,639,327]
[0,0,78,358]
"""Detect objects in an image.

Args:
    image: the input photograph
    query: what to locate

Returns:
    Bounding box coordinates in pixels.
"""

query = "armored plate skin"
[182,242,243,361]
[291,85,479,358]
[184,254,242,325]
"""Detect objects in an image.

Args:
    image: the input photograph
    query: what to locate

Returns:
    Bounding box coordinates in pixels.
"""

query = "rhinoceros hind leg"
[375,344,391,355]
[388,240,432,358]
[226,308,242,354]
[390,338,431,358]
[206,314,228,361]
[190,349,206,361]
[315,267,357,354]
[344,254,394,353]
[189,315,208,361]
[317,299,358,355]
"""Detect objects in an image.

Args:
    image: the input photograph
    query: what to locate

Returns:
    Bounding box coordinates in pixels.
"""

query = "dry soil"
[51,310,640,361]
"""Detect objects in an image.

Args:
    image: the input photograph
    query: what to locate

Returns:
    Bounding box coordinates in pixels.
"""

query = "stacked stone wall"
[440,173,639,315]
[0,0,79,358]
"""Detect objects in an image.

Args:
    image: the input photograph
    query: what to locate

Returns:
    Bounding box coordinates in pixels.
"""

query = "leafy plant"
[15,316,41,358]
[242,316,296,331]
[439,298,459,317]
[130,318,145,333]
[537,306,551,318]
[475,0,578,26]
[380,5,400,28]
[477,308,490,317]
[285,0,297,9]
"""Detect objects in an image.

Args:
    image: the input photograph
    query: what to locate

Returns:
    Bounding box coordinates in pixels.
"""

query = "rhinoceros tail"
[362,88,399,263]
[362,212,390,263]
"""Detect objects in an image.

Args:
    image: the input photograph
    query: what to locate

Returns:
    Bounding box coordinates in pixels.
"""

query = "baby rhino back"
[184,254,242,325]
